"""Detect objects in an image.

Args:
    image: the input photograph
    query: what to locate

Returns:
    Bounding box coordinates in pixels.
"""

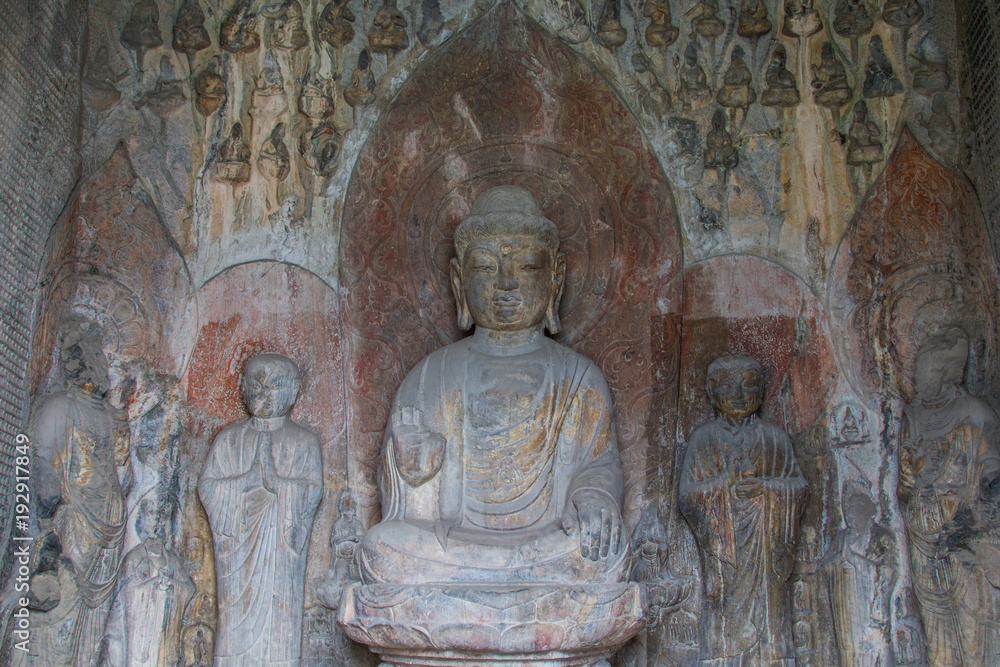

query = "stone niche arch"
[339,3,683,521]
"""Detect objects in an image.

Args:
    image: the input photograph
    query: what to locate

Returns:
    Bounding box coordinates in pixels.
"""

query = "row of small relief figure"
[12,316,1000,666]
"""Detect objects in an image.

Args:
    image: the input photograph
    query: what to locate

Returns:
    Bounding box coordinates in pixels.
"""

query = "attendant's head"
[914,326,968,399]
[241,353,300,418]
[451,186,566,335]
[706,355,764,424]
[59,318,110,396]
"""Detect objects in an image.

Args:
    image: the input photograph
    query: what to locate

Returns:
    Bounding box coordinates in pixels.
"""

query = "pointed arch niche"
[339,4,683,518]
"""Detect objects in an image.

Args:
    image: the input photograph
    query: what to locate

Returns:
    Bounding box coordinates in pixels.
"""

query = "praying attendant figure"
[199,353,323,666]
[680,355,807,667]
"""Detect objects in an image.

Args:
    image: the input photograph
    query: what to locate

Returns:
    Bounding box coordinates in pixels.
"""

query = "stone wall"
[0,0,84,587]
[7,0,1000,665]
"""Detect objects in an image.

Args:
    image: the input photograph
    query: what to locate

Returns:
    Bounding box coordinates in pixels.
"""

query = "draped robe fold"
[359,336,629,584]
[679,416,806,665]
[198,419,322,667]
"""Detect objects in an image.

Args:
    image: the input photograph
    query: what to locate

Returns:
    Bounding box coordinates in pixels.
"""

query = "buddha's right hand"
[391,406,446,488]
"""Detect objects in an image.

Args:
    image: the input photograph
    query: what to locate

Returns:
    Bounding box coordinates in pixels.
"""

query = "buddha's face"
[914,332,967,398]
[241,363,299,418]
[708,366,763,422]
[459,234,558,332]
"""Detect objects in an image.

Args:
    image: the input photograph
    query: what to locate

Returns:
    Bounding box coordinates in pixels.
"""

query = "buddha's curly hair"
[453,186,559,261]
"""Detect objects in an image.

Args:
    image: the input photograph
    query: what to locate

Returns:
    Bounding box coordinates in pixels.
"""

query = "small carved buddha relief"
[368,0,410,57]
[833,0,873,38]
[846,100,882,166]
[737,0,772,42]
[862,35,904,98]
[215,123,252,183]
[596,0,628,51]
[258,123,291,182]
[318,0,356,49]
[194,58,226,116]
[173,0,211,55]
[782,0,822,38]
[83,45,121,113]
[298,67,335,119]
[716,46,756,116]
[251,53,288,117]
[299,122,342,176]
[761,44,800,108]
[417,0,445,45]
[267,0,309,50]
[704,109,739,169]
[644,0,679,48]
[143,57,187,118]
[882,0,923,29]
[220,3,261,54]
[344,49,376,110]
[121,0,163,53]
[811,42,853,109]
[691,0,725,39]
[679,42,712,111]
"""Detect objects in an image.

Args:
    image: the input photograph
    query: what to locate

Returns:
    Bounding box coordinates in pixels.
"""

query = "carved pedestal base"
[338,582,644,666]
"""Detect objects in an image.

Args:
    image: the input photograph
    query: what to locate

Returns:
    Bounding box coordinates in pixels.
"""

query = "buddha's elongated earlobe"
[544,253,567,335]
[450,258,473,331]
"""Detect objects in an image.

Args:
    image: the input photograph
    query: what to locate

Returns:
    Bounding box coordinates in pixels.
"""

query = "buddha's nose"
[497,261,518,290]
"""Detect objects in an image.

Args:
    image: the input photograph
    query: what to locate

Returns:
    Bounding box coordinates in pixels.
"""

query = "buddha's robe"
[679,416,806,666]
[198,417,322,667]
[359,336,629,584]
[899,389,1000,666]
[16,390,131,667]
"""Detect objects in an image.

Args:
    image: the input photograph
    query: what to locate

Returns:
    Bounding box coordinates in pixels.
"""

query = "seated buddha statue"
[358,185,630,585]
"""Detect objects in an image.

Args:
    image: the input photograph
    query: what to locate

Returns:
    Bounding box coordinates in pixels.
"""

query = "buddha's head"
[914,326,968,398]
[59,319,110,396]
[241,353,300,418]
[451,186,566,335]
[706,355,765,423]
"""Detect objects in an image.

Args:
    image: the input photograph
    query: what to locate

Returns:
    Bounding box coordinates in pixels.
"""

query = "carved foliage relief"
[339,4,682,520]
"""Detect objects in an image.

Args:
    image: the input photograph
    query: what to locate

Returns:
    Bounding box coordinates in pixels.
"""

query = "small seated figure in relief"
[690,0,725,39]
[220,4,261,54]
[737,0,772,42]
[761,44,800,108]
[678,42,712,111]
[919,93,958,158]
[897,326,1000,666]
[862,36,904,99]
[267,0,308,50]
[173,0,211,55]
[121,0,163,53]
[846,100,882,166]
[597,0,628,52]
[15,320,133,667]
[644,0,679,48]
[882,0,923,29]
[368,0,410,58]
[911,50,950,95]
[298,68,335,120]
[417,0,445,45]
[214,123,252,183]
[716,46,756,116]
[199,353,323,666]
[344,50,376,111]
[781,0,822,39]
[632,53,672,117]
[299,123,342,176]
[358,185,631,585]
[251,57,287,117]
[704,109,739,169]
[833,0,873,37]
[679,355,807,667]
[194,58,225,116]
[811,42,853,109]
[258,123,291,182]
[820,486,896,667]
[99,511,196,667]
[318,0,356,50]
[83,46,121,113]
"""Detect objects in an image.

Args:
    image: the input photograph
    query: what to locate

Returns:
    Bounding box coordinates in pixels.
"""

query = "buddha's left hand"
[564,490,622,561]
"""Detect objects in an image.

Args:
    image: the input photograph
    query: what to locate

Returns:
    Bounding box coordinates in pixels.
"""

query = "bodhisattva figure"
[846,100,882,166]
[717,46,756,122]
[357,185,630,585]
[99,510,196,667]
[679,355,807,667]
[898,327,1000,666]
[198,353,323,666]
[862,35,904,99]
[214,123,252,183]
[16,320,132,667]
[704,109,739,170]
[679,42,712,111]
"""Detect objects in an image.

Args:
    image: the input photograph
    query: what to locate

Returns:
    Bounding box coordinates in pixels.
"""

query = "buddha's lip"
[492,296,521,306]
